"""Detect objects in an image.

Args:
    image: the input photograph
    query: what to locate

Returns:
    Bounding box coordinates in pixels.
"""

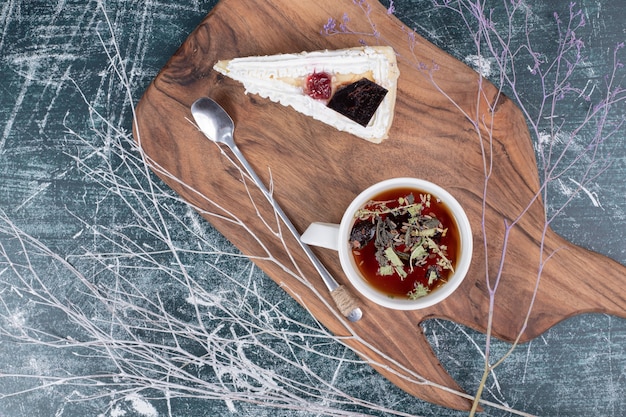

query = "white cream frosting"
[213,46,399,142]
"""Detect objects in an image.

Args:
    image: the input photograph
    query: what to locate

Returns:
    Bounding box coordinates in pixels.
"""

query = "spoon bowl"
[191,97,235,146]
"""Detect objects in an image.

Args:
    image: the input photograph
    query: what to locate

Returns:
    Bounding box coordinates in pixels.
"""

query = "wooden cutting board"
[133,0,626,410]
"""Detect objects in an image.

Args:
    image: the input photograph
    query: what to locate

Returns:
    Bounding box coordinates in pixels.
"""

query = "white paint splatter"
[464,54,492,77]
[8,310,26,328]
[186,293,221,308]
[126,394,158,417]
[110,404,127,417]
[569,178,603,209]
[556,178,575,198]
[1,59,36,154]
[555,178,603,208]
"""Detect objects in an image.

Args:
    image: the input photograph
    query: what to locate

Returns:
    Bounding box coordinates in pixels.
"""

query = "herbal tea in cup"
[301,178,473,310]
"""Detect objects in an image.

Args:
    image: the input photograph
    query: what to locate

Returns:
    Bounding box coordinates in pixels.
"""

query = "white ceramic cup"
[301,177,473,310]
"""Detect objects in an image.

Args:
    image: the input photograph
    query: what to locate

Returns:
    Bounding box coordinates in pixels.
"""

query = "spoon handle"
[229,143,362,322]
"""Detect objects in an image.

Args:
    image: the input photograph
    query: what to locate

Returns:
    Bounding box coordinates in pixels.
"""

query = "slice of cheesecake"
[213,46,400,143]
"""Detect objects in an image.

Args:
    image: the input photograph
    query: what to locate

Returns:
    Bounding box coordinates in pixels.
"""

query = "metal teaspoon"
[191,97,363,322]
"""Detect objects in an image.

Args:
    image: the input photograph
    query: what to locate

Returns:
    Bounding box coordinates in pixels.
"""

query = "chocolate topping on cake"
[327,78,388,127]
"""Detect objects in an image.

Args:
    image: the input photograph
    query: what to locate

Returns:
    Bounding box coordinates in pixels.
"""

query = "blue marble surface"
[0,1,624,416]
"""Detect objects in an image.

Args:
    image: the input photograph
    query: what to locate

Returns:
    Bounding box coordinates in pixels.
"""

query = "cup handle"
[300,222,340,251]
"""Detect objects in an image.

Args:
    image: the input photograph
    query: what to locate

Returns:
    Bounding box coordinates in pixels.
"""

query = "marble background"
[0,1,624,416]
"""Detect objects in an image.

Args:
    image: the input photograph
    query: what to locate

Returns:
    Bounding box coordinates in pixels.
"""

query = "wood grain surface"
[133,0,626,410]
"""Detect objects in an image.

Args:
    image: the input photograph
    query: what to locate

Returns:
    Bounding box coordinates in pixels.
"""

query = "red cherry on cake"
[305,71,332,100]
